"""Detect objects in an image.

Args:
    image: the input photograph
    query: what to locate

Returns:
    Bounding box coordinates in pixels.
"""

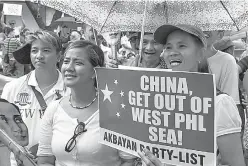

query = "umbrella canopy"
[50,16,81,29]
[31,0,248,33]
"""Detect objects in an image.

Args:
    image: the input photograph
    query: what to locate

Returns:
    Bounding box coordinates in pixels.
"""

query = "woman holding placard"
[37,40,136,166]
[138,24,245,166]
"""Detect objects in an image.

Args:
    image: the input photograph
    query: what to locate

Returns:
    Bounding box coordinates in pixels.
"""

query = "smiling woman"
[136,24,245,166]
[1,30,70,166]
[37,40,137,166]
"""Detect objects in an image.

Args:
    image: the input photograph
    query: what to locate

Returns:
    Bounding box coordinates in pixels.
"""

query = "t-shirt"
[37,99,123,166]
[3,38,21,60]
[1,70,70,166]
[208,51,240,104]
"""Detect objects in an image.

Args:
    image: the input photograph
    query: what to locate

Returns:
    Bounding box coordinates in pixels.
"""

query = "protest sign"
[3,3,22,16]
[96,68,216,166]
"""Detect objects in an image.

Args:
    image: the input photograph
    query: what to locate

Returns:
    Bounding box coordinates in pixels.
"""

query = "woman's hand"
[14,147,37,166]
[138,149,163,166]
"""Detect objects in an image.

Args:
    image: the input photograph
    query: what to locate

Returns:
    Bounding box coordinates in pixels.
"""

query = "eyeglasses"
[65,122,87,152]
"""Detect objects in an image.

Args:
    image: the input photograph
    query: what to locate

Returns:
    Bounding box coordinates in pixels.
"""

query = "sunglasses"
[65,122,87,152]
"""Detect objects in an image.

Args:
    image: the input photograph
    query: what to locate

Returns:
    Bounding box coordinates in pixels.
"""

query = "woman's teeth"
[170,60,182,66]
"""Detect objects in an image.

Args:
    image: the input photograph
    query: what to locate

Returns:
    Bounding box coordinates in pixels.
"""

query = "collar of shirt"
[27,70,65,96]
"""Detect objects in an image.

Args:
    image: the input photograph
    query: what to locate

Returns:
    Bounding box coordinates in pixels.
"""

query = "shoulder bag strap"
[30,86,47,111]
[26,72,47,111]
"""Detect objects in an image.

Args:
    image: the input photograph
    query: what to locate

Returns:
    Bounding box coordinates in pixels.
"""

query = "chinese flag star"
[101,84,114,102]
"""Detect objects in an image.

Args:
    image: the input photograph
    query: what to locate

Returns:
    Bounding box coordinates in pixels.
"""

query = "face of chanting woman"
[164,30,204,72]
[0,101,29,146]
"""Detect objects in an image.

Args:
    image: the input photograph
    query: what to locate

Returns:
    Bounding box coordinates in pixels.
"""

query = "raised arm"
[0,12,7,29]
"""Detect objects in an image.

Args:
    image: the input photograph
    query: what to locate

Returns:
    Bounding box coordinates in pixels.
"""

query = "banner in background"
[3,3,22,16]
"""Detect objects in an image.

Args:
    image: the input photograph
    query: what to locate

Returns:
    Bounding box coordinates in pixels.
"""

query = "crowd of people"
[1,10,248,166]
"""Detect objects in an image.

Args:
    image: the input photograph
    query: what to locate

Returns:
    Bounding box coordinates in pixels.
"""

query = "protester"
[82,23,100,45]
[1,30,69,166]
[202,30,245,135]
[61,30,82,51]
[2,27,24,77]
[19,28,30,44]
[37,40,135,166]
[213,36,235,56]
[137,24,245,166]
[107,32,167,69]
[214,37,248,134]
[202,30,240,104]
[0,12,26,38]
[58,25,71,54]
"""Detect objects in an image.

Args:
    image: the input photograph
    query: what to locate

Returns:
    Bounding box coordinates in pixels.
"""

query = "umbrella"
[30,0,248,32]
[50,17,81,29]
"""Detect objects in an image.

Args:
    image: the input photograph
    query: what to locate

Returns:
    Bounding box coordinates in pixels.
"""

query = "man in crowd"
[106,31,167,69]
[0,12,26,39]
[82,23,101,46]
[3,27,24,77]
[204,30,243,130]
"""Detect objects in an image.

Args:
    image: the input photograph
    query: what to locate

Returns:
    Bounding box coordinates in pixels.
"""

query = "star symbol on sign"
[114,79,118,85]
[101,84,114,102]
[116,112,120,118]
[120,91,124,97]
[121,103,126,109]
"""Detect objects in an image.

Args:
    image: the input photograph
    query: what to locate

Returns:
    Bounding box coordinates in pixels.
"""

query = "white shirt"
[1,70,70,166]
[37,99,122,166]
[208,51,240,104]
[165,94,241,166]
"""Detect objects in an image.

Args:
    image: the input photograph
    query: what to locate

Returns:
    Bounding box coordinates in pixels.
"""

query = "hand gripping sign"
[95,67,216,166]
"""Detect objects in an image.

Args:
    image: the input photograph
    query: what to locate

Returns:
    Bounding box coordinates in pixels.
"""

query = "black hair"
[4,27,14,36]
[64,40,105,87]
[65,40,104,67]
[0,98,20,114]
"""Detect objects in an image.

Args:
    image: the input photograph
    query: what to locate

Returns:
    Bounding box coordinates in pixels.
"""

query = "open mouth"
[170,60,182,67]
[36,61,45,64]
[65,74,76,78]
[144,52,155,55]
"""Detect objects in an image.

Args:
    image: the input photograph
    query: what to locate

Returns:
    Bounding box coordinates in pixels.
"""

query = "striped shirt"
[3,38,21,60]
